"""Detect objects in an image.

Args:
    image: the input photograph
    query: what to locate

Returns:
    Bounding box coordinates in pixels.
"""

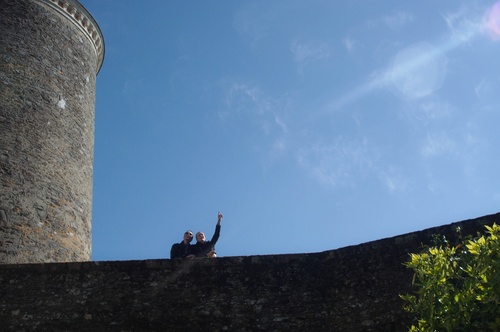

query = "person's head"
[183,230,193,244]
[196,231,206,244]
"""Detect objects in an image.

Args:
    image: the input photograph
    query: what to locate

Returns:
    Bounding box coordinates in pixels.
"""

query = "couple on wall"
[170,211,223,259]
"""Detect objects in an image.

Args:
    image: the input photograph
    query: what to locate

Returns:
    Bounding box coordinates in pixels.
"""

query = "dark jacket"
[193,224,221,257]
[170,241,191,259]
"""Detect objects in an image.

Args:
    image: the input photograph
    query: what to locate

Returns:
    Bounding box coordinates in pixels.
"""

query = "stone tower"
[0,0,104,263]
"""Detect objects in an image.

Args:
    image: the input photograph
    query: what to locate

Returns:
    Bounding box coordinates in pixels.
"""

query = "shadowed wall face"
[0,0,103,263]
[0,214,497,331]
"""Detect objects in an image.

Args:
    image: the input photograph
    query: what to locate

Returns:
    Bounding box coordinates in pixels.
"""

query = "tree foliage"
[401,223,500,331]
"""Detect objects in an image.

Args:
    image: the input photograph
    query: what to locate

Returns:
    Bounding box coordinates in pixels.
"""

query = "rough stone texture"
[1,213,498,331]
[0,0,102,263]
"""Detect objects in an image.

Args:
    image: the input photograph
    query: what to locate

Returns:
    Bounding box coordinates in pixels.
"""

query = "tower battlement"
[40,0,104,72]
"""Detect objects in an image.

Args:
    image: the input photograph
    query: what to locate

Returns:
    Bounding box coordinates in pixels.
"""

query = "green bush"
[401,223,500,331]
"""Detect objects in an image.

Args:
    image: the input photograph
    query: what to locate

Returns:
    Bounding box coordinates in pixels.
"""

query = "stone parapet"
[0,213,498,331]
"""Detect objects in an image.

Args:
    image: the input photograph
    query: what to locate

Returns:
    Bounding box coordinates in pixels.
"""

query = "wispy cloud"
[419,101,453,121]
[364,10,414,31]
[378,169,409,193]
[341,11,413,56]
[443,4,482,44]
[441,2,500,45]
[343,36,359,54]
[218,80,295,170]
[220,82,267,121]
[295,137,374,188]
[220,80,288,136]
[290,40,334,73]
[402,100,454,128]
[420,132,457,158]
[386,42,448,100]
[326,4,500,112]
[474,78,500,102]
[419,125,488,193]
[482,2,500,40]
[268,137,288,161]
[294,136,413,194]
[382,11,415,30]
[233,5,273,48]
[328,37,451,111]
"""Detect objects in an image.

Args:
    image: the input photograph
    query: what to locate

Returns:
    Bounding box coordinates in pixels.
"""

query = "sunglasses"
[185,232,193,236]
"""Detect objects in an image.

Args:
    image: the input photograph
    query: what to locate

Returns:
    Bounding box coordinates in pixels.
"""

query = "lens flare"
[483,1,500,40]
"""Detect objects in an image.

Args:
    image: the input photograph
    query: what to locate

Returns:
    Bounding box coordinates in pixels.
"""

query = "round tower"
[0,0,104,263]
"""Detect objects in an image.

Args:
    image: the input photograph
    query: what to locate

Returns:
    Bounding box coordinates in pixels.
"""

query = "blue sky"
[80,0,500,261]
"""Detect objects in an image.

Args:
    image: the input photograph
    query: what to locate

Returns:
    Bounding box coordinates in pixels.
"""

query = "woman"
[193,211,223,258]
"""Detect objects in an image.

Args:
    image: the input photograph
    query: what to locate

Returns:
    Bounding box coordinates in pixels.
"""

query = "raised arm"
[209,211,223,244]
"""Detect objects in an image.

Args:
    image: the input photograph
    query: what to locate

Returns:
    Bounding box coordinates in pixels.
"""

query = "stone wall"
[1,212,498,331]
[0,0,103,263]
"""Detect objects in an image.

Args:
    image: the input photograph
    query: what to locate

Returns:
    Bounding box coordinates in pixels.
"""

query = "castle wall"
[0,0,103,263]
[1,213,498,331]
